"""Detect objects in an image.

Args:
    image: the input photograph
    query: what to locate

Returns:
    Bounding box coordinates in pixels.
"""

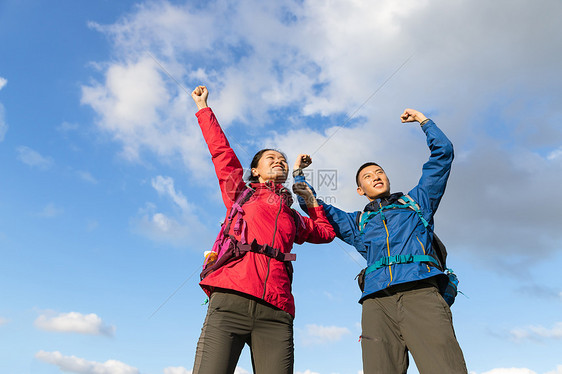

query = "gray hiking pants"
[192,290,294,374]
[361,279,467,374]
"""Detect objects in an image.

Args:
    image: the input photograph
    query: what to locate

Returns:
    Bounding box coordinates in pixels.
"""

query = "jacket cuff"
[421,119,435,133]
[195,107,212,117]
[307,205,326,219]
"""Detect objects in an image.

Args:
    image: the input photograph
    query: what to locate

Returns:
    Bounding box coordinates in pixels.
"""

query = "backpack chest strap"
[234,237,296,262]
[364,254,440,276]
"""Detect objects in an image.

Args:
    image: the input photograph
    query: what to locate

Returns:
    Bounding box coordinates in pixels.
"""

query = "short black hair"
[248,148,287,183]
[355,162,381,186]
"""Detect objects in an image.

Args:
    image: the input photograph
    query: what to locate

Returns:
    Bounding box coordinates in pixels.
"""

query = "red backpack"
[201,186,297,281]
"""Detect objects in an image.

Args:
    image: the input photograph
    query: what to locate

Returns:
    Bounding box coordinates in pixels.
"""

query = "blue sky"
[1,0,562,373]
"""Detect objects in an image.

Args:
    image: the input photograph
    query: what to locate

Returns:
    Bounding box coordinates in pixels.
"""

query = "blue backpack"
[355,194,459,306]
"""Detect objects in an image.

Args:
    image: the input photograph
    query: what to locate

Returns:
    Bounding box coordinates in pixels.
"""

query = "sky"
[1,0,562,373]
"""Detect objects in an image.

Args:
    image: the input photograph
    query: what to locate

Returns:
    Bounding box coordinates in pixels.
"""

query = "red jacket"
[196,107,335,316]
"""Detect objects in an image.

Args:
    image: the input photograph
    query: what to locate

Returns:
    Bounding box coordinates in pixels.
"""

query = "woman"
[191,85,335,374]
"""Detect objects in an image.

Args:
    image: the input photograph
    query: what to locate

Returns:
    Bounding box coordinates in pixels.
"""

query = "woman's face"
[251,150,288,183]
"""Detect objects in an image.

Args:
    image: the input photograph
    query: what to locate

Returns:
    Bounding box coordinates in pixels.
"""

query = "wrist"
[305,196,319,208]
[420,118,430,127]
[293,168,304,178]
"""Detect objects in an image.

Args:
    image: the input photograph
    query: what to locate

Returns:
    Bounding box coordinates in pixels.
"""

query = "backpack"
[354,194,459,306]
[200,185,297,282]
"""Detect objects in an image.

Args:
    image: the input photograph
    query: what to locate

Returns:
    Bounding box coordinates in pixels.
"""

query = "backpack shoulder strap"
[397,194,429,228]
[398,194,447,268]
[357,210,380,233]
[289,208,301,236]
[224,185,256,242]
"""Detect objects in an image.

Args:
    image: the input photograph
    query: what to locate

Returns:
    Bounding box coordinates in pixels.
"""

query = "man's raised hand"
[400,108,427,124]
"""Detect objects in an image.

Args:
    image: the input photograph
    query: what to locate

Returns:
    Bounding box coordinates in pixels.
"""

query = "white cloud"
[479,369,537,374]
[37,203,64,218]
[81,55,209,177]
[152,175,189,211]
[57,121,80,133]
[35,351,138,374]
[517,284,562,300]
[82,0,562,149]
[545,365,562,374]
[548,147,562,161]
[83,57,169,135]
[301,324,351,346]
[296,370,320,374]
[163,367,191,374]
[34,311,115,336]
[0,316,8,326]
[132,176,212,247]
[510,322,562,342]
[77,170,98,184]
[0,77,6,90]
[16,146,54,169]
[162,365,249,374]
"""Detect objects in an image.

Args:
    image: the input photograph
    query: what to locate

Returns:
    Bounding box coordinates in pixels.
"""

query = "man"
[294,109,467,373]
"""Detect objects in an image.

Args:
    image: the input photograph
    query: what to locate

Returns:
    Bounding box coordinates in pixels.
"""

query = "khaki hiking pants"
[361,279,468,374]
[192,290,294,374]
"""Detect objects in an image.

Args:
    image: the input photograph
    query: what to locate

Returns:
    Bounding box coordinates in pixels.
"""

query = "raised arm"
[401,108,454,215]
[192,86,245,208]
[292,154,319,208]
[293,207,336,245]
[292,154,364,254]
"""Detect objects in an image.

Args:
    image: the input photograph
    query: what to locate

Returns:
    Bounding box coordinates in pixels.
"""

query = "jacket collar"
[250,181,293,207]
[363,192,403,212]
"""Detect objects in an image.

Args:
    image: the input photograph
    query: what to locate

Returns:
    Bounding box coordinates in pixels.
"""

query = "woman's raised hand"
[293,154,312,171]
[191,85,209,110]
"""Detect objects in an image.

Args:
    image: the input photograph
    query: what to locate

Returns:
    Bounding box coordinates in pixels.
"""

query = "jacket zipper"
[262,190,283,299]
[383,217,393,286]
[380,202,393,286]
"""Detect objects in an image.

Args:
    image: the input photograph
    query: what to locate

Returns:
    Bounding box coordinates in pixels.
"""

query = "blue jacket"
[299,120,453,302]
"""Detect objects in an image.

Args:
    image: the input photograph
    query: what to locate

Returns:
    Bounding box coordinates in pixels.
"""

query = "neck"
[367,193,391,201]
[258,177,286,184]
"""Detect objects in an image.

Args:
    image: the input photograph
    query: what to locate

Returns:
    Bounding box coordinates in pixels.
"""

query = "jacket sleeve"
[410,120,454,216]
[319,202,365,255]
[293,206,336,244]
[196,107,246,209]
[294,174,362,252]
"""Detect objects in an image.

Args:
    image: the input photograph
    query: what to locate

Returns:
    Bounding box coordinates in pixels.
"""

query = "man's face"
[252,150,288,183]
[356,165,391,200]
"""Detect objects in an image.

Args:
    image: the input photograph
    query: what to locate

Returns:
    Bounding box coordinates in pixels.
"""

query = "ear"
[356,186,365,196]
[251,168,258,177]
